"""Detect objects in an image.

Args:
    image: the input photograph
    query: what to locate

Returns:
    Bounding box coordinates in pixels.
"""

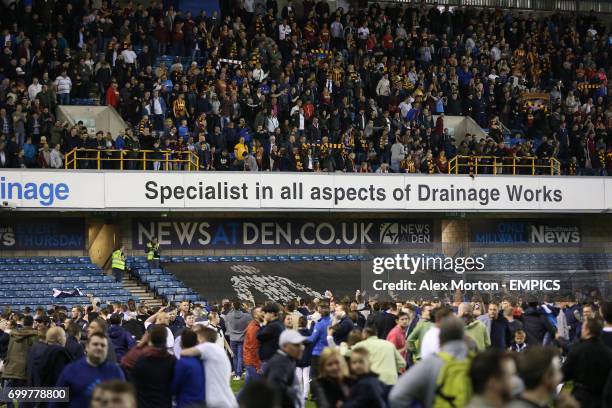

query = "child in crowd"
[344,347,389,407]
[511,329,528,352]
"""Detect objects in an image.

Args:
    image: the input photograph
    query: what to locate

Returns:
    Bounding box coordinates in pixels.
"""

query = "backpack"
[433,351,472,408]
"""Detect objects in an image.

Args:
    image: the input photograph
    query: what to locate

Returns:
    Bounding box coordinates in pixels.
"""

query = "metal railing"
[64,149,200,171]
[448,155,561,175]
[377,0,612,13]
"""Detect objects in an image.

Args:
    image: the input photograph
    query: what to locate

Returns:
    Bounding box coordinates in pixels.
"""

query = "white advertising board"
[0,170,610,213]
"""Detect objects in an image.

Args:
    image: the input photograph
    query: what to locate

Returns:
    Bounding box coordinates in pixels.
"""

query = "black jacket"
[263,350,299,408]
[256,319,285,361]
[131,347,176,408]
[0,330,9,359]
[521,306,555,346]
[490,317,512,350]
[333,316,355,345]
[65,336,84,360]
[563,338,612,408]
[311,376,349,408]
[369,312,397,340]
[40,345,73,387]
[297,328,313,368]
[26,341,48,386]
[344,373,389,408]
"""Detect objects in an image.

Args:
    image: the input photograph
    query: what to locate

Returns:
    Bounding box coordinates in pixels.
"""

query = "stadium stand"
[0,1,608,176]
[126,256,207,304]
[0,256,137,309]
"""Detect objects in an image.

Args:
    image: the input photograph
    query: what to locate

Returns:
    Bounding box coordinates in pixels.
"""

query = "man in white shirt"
[420,306,454,359]
[266,112,279,133]
[279,19,291,41]
[252,62,267,82]
[490,43,501,62]
[357,23,369,41]
[182,326,238,408]
[55,70,72,105]
[121,45,137,66]
[399,96,414,119]
[144,307,176,354]
[28,77,42,100]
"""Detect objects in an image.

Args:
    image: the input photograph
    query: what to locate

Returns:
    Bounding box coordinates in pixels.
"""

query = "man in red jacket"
[243,306,263,384]
[106,82,120,108]
[386,312,411,361]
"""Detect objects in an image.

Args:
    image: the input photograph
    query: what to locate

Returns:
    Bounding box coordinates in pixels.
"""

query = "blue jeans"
[230,340,244,376]
[58,93,70,105]
[244,365,260,384]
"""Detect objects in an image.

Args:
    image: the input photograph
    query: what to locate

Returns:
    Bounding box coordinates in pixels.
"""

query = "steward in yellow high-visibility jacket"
[112,246,126,282]
[146,238,160,268]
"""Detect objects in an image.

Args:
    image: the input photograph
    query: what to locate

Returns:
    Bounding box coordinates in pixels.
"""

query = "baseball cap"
[279,330,307,347]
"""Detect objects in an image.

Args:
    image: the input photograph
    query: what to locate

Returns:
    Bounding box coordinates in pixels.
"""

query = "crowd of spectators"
[0,0,610,175]
[0,290,610,408]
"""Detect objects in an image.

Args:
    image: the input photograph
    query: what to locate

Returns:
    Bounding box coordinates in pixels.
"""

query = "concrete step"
[120,274,159,306]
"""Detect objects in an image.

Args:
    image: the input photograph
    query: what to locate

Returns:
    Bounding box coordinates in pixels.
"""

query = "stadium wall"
[1,213,611,258]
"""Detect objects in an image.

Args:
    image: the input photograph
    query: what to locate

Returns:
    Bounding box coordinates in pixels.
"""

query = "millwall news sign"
[132,219,433,249]
[1,170,612,212]
[471,221,581,245]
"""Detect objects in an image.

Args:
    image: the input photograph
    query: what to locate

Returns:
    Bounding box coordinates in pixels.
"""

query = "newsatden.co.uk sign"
[1,170,611,212]
[132,219,433,249]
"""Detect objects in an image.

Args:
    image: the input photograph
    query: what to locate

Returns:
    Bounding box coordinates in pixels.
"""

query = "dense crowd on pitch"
[0,291,610,408]
[0,1,610,175]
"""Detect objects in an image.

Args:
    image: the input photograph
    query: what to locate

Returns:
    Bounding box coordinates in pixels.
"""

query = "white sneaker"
[232,376,241,381]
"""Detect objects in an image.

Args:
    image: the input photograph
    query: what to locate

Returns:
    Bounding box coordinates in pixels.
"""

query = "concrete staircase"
[122,272,163,308]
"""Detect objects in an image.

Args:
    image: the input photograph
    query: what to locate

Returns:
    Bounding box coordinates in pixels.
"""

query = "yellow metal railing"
[448,156,561,176]
[64,148,199,171]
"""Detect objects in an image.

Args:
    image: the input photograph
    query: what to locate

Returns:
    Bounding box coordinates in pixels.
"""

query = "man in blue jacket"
[307,301,331,380]
[107,314,135,362]
[171,329,205,408]
[51,332,124,408]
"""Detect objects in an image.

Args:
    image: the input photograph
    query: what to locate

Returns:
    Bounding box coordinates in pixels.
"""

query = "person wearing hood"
[39,327,73,389]
[107,313,135,362]
[459,303,490,351]
[225,300,252,381]
[521,300,556,346]
[131,325,176,408]
[388,317,470,408]
[2,315,38,387]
